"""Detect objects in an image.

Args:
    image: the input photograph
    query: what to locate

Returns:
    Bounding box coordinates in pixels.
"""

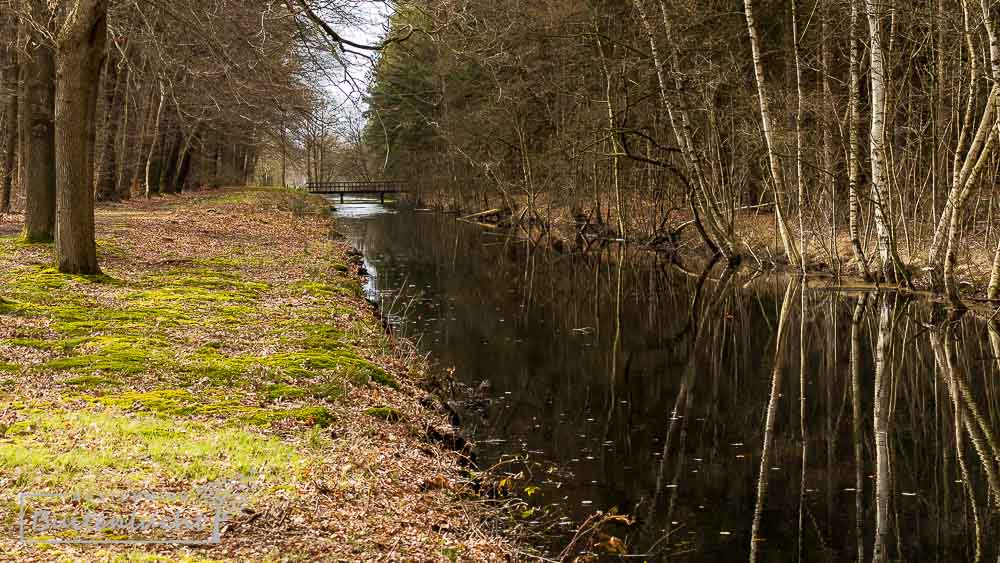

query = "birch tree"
[848,0,871,280]
[743,0,801,268]
[865,0,911,285]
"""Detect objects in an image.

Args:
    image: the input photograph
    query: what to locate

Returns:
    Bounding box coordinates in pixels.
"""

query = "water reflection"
[334,204,1000,561]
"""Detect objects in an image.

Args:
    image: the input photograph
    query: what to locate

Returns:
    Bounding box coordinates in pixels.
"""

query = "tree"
[0,11,16,213]
[743,0,800,268]
[53,0,108,274]
[19,0,56,243]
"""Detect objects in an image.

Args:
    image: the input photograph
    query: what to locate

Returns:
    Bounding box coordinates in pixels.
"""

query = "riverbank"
[416,192,1000,303]
[0,188,514,560]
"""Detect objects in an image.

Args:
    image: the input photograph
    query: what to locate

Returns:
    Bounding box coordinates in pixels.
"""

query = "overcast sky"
[324,1,393,117]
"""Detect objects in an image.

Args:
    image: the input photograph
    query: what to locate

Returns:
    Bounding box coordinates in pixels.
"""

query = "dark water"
[334,200,1000,561]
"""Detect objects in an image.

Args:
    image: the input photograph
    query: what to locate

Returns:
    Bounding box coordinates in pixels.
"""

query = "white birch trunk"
[866,0,894,280]
[744,0,801,267]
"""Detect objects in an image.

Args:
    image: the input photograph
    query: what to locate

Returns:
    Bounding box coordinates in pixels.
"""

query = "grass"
[1,410,303,488]
[0,187,511,560]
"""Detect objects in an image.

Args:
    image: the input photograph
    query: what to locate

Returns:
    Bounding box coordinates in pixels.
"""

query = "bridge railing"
[304,181,406,193]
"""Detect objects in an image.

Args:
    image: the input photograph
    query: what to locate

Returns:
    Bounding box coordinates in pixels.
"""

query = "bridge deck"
[305,181,406,194]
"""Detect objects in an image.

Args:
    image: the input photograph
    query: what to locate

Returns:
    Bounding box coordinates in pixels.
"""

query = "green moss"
[300,324,349,350]
[86,389,336,428]
[145,268,269,294]
[262,350,347,377]
[262,382,345,403]
[263,383,306,401]
[259,350,394,390]
[45,336,170,374]
[210,304,257,326]
[131,286,250,305]
[337,357,399,390]
[3,266,119,298]
[308,382,346,401]
[7,266,71,291]
[294,278,364,299]
[96,238,126,258]
[92,552,226,563]
[184,346,389,386]
[5,420,35,436]
[365,407,403,423]
[183,346,250,384]
[284,406,335,427]
[50,308,171,336]
[291,280,338,298]
[337,279,365,298]
[193,256,251,269]
[1,410,303,487]
[63,375,121,388]
[0,298,18,315]
[0,194,409,511]
[4,336,88,354]
[90,389,201,415]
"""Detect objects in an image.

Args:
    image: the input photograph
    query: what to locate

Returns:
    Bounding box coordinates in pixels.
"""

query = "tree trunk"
[866,0,907,284]
[169,127,197,193]
[114,67,131,200]
[630,0,738,261]
[988,238,1000,299]
[1,50,16,214]
[820,1,838,271]
[872,296,893,562]
[158,131,179,194]
[848,0,872,279]
[280,123,287,188]
[128,84,154,198]
[54,0,108,275]
[791,0,806,272]
[744,0,801,267]
[749,280,796,563]
[144,80,165,198]
[927,1,998,299]
[20,9,57,243]
[96,52,126,201]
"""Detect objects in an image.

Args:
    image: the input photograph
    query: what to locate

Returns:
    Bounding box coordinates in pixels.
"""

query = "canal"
[334,199,1000,561]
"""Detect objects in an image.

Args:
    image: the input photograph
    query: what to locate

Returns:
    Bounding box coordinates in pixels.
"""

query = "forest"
[364,0,1000,305]
[0,0,382,273]
[0,1,521,560]
[5,0,1000,560]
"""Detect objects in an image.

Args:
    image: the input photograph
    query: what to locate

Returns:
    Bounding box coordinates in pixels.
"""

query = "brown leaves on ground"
[0,187,515,561]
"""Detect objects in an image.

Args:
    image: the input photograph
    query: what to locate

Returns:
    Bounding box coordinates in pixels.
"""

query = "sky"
[324,1,394,117]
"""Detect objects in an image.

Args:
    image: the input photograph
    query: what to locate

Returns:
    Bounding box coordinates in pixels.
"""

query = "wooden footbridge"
[305,180,407,203]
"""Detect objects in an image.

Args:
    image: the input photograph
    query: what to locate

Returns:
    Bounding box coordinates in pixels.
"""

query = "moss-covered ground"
[0,188,511,560]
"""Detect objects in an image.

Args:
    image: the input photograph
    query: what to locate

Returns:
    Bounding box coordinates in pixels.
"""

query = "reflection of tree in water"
[750,280,796,563]
[339,210,1000,560]
[850,295,867,562]
[929,309,1000,563]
